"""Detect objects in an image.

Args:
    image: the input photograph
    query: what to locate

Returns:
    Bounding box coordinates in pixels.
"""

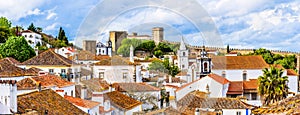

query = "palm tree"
[258,66,289,106]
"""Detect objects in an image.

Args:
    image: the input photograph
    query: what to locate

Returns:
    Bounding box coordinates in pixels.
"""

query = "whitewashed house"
[21,30,42,48]
[96,40,112,57]
[54,47,76,58]
[0,80,17,113]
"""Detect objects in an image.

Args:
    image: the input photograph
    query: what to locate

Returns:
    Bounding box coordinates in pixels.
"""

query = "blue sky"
[1,0,299,52]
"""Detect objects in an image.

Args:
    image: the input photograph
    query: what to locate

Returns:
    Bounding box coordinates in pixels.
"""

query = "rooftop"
[104,91,142,111]
[113,83,160,92]
[94,55,140,66]
[22,49,75,66]
[207,73,230,85]
[64,95,100,109]
[17,89,87,114]
[212,56,269,69]
[80,78,110,92]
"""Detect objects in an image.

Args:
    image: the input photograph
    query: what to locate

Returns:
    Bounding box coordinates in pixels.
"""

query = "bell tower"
[197,46,212,78]
[177,37,189,71]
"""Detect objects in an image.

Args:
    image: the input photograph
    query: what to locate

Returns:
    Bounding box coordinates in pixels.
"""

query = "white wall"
[212,69,263,81]
[288,75,298,94]
[0,76,25,81]
[222,109,250,115]
[93,65,136,83]
[22,32,42,48]
[125,104,142,115]
[0,82,17,112]
[76,104,100,115]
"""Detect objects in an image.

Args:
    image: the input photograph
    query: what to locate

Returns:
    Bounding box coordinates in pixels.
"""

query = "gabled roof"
[64,95,100,109]
[81,78,110,92]
[113,83,160,92]
[208,73,229,85]
[24,67,42,76]
[243,79,258,90]
[104,91,142,111]
[177,92,252,110]
[22,49,75,66]
[212,56,269,69]
[227,81,243,94]
[17,75,74,90]
[0,58,25,77]
[2,57,21,65]
[17,89,87,114]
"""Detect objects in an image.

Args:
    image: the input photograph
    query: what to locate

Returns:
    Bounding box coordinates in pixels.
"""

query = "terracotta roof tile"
[2,57,21,65]
[164,77,187,83]
[17,89,87,114]
[94,55,140,66]
[208,73,229,85]
[212,56,269,69]
[81,78,110,92]
[176,71,187,76]
[17,75,74,90]
[176,79,201,92]
[104,91,142,110]
[145,106,182,115]
[252,94,300,114]
[177,93,252,109]
[24,67,42,76]
[113,83,160,92]
[0,58,25,77]
[227,81,243,94]
[287,69,298,76]
[243,79,258,90]
[99,106,114,114]
[22,49,75,66]
[64,95,100,108]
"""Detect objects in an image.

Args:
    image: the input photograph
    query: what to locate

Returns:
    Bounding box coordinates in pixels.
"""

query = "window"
[182,64,185,68]
[183,52,186,56]
[29,35,33,38]
[203,62,208,72]
[62,49,64,51]
[49,69,54,74]
[24,35,27,38]
[243,70,247,81]
[65,92,67,95]
[102,50,105,53]
[71,90,73,97]
[123,72,128,79]
[251,93,257,100]
[99,72,104,79]
[61,69,66,73]
[236,111,241,115]
[222,71,226,77]
[4,96,7,105]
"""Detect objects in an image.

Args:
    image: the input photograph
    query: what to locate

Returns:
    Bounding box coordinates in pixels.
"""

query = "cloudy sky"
[1,0,299,52]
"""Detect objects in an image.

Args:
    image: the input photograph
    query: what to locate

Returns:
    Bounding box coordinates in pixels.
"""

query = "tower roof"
[179,37,186,50]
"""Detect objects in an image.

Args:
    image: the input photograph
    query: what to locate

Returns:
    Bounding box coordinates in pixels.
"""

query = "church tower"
[197,46,212,78]
[177,37,189,71]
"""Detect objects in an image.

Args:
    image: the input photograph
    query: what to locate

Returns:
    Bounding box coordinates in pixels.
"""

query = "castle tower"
[177,37,189,71]
[109,31,127,52]
[152,27,164,45]
[83,40,96,54]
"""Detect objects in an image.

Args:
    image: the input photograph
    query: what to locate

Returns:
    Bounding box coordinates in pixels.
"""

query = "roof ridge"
[50,50,72,66]
[22,49,50,64]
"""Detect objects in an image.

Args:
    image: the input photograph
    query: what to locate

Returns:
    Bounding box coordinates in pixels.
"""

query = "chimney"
[206,84,210,97]
[34,47,39,56]
[195,108,200,115]
[81,85,87,99]
[168,75,172,83]
[37,82,42,92]
[104,100,111,111]
[130,45,134,63]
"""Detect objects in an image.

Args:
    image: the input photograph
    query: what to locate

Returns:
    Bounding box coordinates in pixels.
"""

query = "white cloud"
[0,0,46,21]
[45,23,58,31]
[26,8,43,15]
[46,7,57,20]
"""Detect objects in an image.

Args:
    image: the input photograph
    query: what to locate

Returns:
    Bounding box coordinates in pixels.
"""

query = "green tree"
[136,40,156,54]
[154,42,172,53]
[28,23,37,32]
[57,27,68,45]
[258,66,289,106]
[148,60,168,73]
[154,50,163,58]
[0,17,12,43]
[117,39,142,57]
[0,17,11,28]
[227,44,230,53]
[275,55,296,69]
[0,36,35,62]
[169,64,180,77]
[168,43,180,54]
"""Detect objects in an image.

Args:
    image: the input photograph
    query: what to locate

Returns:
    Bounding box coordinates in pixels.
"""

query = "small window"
[182,65,185,68]
[62,49,64,51]
[183,52,186,56]
[61,69,66,73]
[71,90,73,97]
[222,71,226,77]
[251,93,257,100]
[123,72,128,79]
[24,35,27,37]
[203,62,208,72]
[99,72,104,79]
[243,70,247,81]
[102,50,105,53]
[29,35,33,38]
[236,111,241,115]
[65,92,67,95]
[49,69,54,74]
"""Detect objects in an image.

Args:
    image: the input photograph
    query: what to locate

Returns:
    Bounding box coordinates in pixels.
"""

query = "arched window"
[203,62,208,72]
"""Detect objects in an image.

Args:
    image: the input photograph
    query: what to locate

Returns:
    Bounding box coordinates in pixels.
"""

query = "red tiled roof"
[113,83,160,92]
[64,95,100,108]
[287,69,298,76]
[176,78,201,92]
[0,58,25,77]
[81,78,110,92]
[176,71,187,76]
[227,81,243,94]
[212,56,269,69]
[208,73,229,85]
[94,55,140,66]
[2,57,21,65]
[243,79,258,90]
[17,78,37,90]
[104,91,142,110]
[32,75,74,88]
[164,77,187,83]
[17,89,87,114]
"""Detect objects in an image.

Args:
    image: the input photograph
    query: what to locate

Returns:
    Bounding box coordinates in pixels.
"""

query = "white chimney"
[34,47,39,56]
[81,85,87,99]
[168,75,172,83]
[195,108,200,115]
[130,45,134,63]
[104,100,111,111]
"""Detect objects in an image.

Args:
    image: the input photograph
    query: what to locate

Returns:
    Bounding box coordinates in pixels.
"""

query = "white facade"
[93,65,142,83]
[288,75,298,94]
[212,69,264,81]
[21,30,42,48]
[111,104,142,115]
[0,81,17,112]
[96,41,112,57]
[0,76,26,81]
[54,47,75,58]
[222,109,251,115]
[77,104,100,115]
[177,38,189,70]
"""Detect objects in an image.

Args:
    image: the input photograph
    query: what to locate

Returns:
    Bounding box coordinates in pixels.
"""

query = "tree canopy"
[0,36,36,62]
[0,17,12,43]
[28,23,37,32]
[117,39,143,57]
[57,27,68,44]
[148,58,180,77]
[258,66,289,106]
